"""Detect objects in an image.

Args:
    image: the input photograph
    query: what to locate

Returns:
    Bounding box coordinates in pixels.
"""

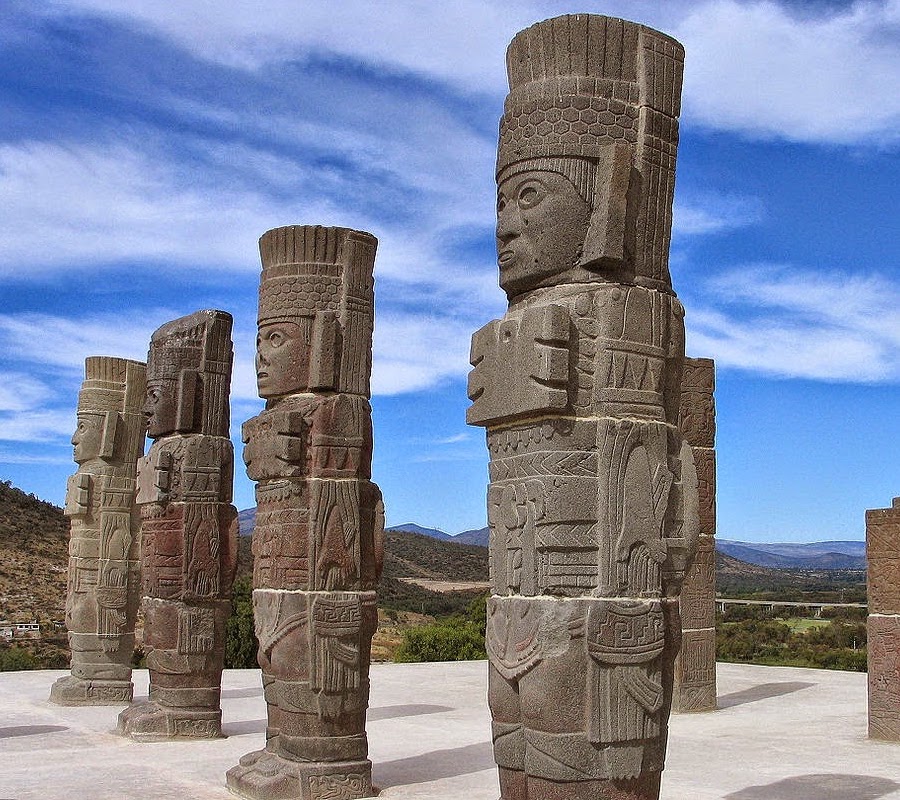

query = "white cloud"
[0,141,317,275]
[372,312,475,395]
[674,192,764,236]
[41,0,528,89]
[0,312,156,370]
[0,410,74,443]
[434,433,472,445]
[40,1,900,147]
[675,0,900,145]
[688,264,900,381]
[0,449,71,465]
[0,373,51,412]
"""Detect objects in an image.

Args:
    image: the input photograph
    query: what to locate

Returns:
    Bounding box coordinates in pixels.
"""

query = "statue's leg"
[488,662,526,800]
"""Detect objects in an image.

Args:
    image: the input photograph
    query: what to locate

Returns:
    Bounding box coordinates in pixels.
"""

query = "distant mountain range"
[237,509,866,570]
[386,523,490,547]
[716,539,866,569]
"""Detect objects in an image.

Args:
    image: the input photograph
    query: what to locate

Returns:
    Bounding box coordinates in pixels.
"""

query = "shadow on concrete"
[223,703,455,737]
[375,741,495,788]
[369,703,454,722]
[0,724,68,738]
[221,687,263,699]
[223,719,266,736]
[724,773,900,799]
[717,681,814,708]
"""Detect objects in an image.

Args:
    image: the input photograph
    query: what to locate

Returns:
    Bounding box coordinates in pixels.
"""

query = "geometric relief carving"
[673,356,716,714]
[867,506,900,615]
[470,14,694,797]
[51,356,146,706]
[673,628,717,713]
[468,305,571,427]
[694,448,716,536]
[228,226,381,800]
[678,357,715,449]
[118,310,237,741]
[679,535,716,631]
[868,614,900,740]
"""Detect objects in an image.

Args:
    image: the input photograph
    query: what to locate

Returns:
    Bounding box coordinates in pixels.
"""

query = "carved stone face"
[256,321,310,398]
[71,413,104,464]
[143,381,177,439]
[496,170,591,297]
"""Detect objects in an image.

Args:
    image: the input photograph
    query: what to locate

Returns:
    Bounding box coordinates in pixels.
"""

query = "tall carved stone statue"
[50,356,146,705]
[467,15,699,800]
[118,309,238,740]
[673,358,717,713]
[227,225,384,800]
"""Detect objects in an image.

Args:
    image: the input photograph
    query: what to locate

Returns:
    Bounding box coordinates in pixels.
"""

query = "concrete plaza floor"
[2,662,899,799]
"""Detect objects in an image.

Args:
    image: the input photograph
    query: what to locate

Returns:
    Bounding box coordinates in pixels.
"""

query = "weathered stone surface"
[868,502,900,740]
[673,358,716,713]
[469,14,697,798]
[227,225,383,800]
[118,310,237,741]
[50,356,146,706]
[868,613,900,740]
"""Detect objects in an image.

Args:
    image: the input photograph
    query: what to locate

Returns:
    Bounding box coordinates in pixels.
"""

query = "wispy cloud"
[675,0,900,145]
[0,141,323,276]
[689,264,900,381]
[38,0,900,148]
[372,312,476,396]
[434,432,472,445]
[0,373,51,413]
[0,410,74,443]
[0,312,158,370]
[674,191,764,236]
[0,448,72,466]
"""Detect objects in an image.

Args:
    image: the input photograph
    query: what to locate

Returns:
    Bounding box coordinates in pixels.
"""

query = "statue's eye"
[268,330,285,347]
[497,195,507,214]
[518,183,543,209]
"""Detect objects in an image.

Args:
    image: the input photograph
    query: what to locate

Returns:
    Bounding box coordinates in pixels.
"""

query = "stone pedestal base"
[117,700,223,741]
[49,675,133,705]
[498,769,661,800]
[226,748,374,800]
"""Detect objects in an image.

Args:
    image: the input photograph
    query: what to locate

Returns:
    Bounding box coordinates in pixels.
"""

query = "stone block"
[868,614,900,740]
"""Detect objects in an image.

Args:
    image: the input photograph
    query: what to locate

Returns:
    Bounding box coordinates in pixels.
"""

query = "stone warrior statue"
[118,309,238,740]
[50,356,146,705]
[467,15,700,800]
[227,225,384,800]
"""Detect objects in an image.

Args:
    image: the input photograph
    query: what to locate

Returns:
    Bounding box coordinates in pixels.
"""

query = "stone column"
[467,15,699,800]
[227,225,383,800]
[673,358,717,713]
[50,356,146,705]
[867,498,900,740]
[118,309,238,740]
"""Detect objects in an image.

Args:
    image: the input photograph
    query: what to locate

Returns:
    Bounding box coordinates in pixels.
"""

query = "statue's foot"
[526,773,662,800]
[49,675,132,706]
[226,749,374,800]
[117,700,222,741]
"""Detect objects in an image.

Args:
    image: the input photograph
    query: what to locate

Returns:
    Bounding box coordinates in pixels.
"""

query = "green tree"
[394,618,486,663]
[225,577,259,668]
[0,646,39,671]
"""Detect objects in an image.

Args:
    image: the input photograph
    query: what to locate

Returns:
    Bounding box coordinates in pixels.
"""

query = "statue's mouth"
[498,250,515,268]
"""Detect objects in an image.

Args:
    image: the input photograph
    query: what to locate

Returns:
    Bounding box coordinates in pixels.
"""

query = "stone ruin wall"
[867,498,900,740]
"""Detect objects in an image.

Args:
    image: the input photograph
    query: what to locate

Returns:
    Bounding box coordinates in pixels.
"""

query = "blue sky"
[1,0,898,542]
